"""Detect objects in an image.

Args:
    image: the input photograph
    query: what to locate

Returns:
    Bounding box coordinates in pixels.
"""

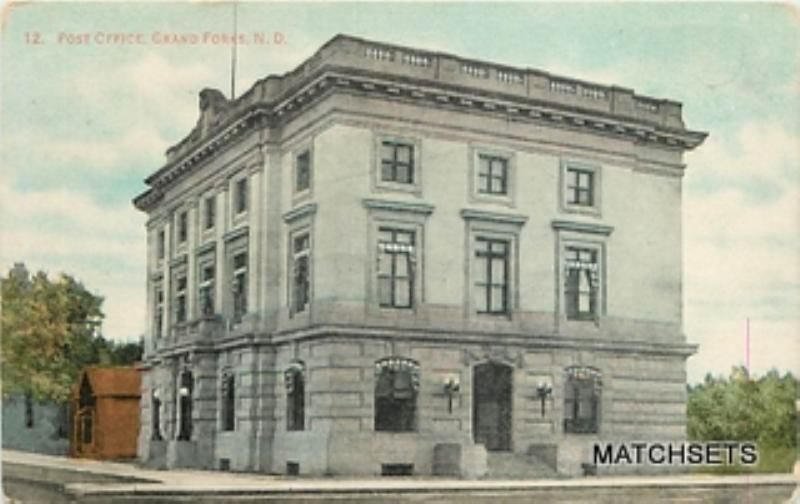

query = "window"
[177,211,188,243]
[374,357,419,432]
[565,167,595,207]
[24,393,33,428]
[81,413,93,444]
[177,370,193,441]
[199,263,215,317]
[221,374,235,432]
[474,238,509,315]
[291,233,310,314]
[295,150,311,193]
[477,154,508,195]
[380,140,415,184]
[56,403,70,439]
[151,389,162,441]
[232,252,247,322]
[235,177,248,214]
[157,230,165,259]
[204,196,216,230]
[377,228,415,309]
[564,366,602,434]
[154,286,164,338]
[285,363,305,431]
[174,275,187,324]
[565,247,599,320]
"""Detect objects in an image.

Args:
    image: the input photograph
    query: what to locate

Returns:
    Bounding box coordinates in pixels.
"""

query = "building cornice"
[134,35,708,213]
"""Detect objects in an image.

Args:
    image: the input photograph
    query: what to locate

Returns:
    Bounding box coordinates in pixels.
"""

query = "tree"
[1,264,105,402]
[687,366,797,472]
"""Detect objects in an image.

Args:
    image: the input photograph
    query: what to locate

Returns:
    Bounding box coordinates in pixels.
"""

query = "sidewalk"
[3,450,798,503]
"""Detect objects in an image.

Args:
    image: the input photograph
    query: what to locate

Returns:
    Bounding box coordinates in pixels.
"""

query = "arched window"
[375,357,419,432]
[177,370,193,441]
[563,366,602,434]
[221,373,235,432]
[285,362,305,431]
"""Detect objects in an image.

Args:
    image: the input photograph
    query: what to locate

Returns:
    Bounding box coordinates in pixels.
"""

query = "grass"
[693,445,797,475]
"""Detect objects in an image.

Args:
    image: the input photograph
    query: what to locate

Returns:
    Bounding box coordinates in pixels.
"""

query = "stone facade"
[133,35,706,477]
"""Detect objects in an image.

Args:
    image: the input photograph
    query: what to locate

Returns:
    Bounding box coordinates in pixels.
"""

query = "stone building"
[133,35,706,477]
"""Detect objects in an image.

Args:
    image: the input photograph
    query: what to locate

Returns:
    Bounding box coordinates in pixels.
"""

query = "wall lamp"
[536,381,553,417]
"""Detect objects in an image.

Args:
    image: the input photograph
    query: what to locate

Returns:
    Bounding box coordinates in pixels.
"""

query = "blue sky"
[1,2,797,383]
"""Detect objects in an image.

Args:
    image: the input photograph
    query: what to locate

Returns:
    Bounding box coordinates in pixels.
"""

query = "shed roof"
[77,367,141,398]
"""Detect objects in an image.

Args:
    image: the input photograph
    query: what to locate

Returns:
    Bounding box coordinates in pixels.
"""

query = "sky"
[1,2,797,384]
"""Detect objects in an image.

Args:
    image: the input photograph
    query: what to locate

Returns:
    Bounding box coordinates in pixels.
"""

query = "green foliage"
[1,265,141,403]
[687,366,797,473]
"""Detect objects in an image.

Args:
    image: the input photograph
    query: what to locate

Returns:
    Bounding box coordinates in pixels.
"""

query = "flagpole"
[231,1,238,100]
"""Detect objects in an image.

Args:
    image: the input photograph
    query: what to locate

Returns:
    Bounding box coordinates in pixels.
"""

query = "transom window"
[380,141,415,184]
[565,247,599,320]
[204,196,216,230]
[474,238,509,315]
[199,262,215,317]
[564,366,602,434]
[291,233,311,314]
[174,275,187,324]
[295,151,311,193]
[477,154,508,195]
[375,357,419,432]
[377,228,415,309]
[566,167,594,207]
[235,177,248,214]
[232,252,248,322]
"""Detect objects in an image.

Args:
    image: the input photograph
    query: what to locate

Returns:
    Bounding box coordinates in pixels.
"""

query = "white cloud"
[683,121,800,382]
[0,175,146,342]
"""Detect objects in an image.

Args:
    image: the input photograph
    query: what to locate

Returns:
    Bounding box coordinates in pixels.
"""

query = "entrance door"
[473,362,513,451]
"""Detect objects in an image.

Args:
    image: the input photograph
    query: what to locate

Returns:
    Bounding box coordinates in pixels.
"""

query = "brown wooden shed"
[71,367,141,459]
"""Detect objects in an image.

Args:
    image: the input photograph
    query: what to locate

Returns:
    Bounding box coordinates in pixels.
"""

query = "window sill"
[375,180,422,196]
[561,203,601,218]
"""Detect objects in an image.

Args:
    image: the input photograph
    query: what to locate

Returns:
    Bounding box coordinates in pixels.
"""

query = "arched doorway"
[473,362,513,451]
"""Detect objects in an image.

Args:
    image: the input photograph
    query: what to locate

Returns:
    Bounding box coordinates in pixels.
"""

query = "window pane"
[396,231,413,244]
[491,176,505,194]
[380,142,394,161]
[478,156,490,176]
[396,145,411,164]
[491,241,507,255]
[395,279,410,307]
[396,164,410,184]
[395,255,409,277]
[477,174,489,193]
[491,258,506,284]
[378,251,392,275]
[378,277,392,306]
[567,169,578,186]
[473,256,487,284]
[381,161,394,182]
[491,286,506,312]
[473,285,488,312]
